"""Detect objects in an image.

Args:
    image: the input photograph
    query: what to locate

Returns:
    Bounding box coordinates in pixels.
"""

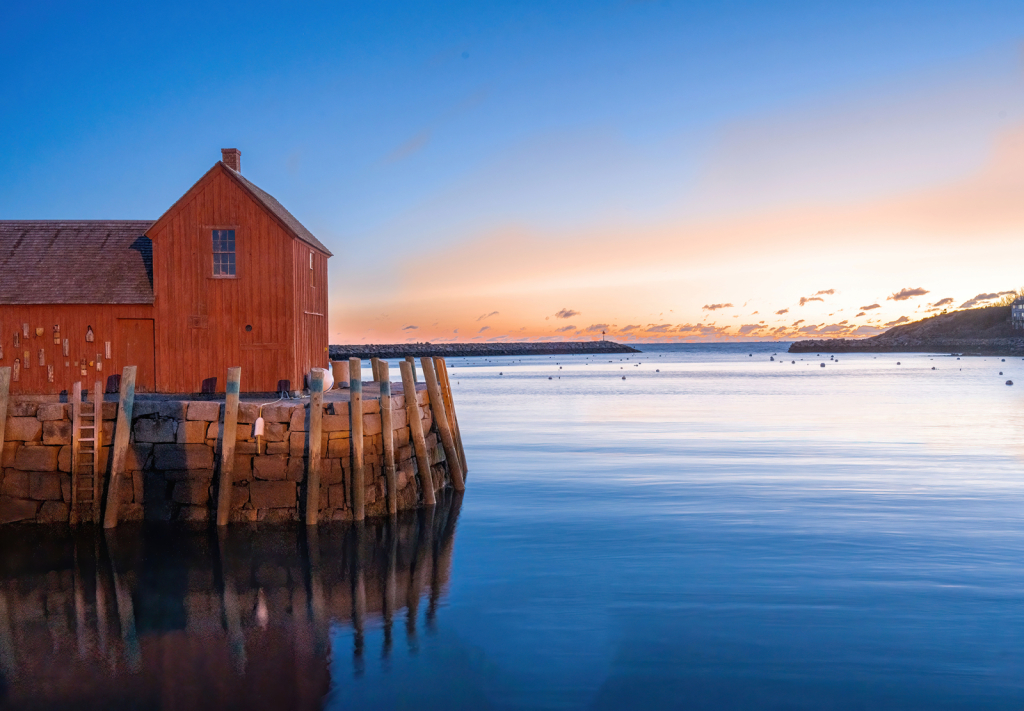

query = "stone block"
[9,402,38,417]
[362,399,380,414]
[13,446,59,472]
[2,442,16,468]
[125,443,153,471]
[6,417,42,442]
[0,496,37,523]
[231,508,259,523]
[396,428,410,447]
[363,413,382,436]
[134,401,186,419]
[29,472,61,500]
[233,454,253,477]
[153,443,214,470]
[60,473,71,502]
[177,420,208,444]
[429,445,446,465]
[186,401,221,421]
[38,500,69,523]
[206,421,222,440]
[235,426,253,441]
[42,420,72,446]
[262,422,288,442]
[322,458,343,485]
[179,505,210,522]
[289,407,308,432]
[322,413,349,433]
[172,481,211,506]
[37,403,67,421]
[250,481,296,509]
[231,483,249,509]
[122,503,145,522]
[253,455,288,481]
[391,409,408,429]
[266,441,289,455]
[164,468,214,481]
[134,418,176,443]
[2,470,29,498]
[133,471,144,503]
[327,438,349,458]
[235,441,261,454]
[102,402,118,420]
[261,404,297,423]
[258,508,296,523]
[237,403,259,424]
[328,484,346,509]
[286,457,306,482]
[58,445,71,472]
[289,431,306,455]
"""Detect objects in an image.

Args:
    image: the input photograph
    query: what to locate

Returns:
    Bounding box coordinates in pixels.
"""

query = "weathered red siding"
[292,240,330,382]
[1,305,155,395]
[148,164,329,393]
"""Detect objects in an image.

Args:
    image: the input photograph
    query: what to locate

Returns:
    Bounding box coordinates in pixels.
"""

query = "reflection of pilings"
[0,587,16,680]
[430,489,463,629]
[73,542,88,658]
[351,521,366,675]
[405,505,435,650]
[94,538,109,660]
[103,530,140,672]
[216,528,246,674]
[305,526,327,656]
[381,515,397,663]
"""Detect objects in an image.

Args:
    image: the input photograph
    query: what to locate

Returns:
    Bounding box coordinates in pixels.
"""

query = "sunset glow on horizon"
[3,1,1024,345]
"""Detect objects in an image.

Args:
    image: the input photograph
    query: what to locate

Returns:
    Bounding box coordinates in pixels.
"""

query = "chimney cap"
[221,148,241,172]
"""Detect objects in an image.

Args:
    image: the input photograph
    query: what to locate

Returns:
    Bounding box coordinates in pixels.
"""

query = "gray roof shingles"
[0,221,155,304]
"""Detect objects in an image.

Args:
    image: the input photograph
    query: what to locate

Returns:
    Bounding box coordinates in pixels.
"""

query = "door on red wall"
[117,319,156,392]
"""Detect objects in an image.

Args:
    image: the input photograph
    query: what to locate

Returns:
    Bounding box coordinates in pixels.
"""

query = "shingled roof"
[226,167,333,257]
[0,221,154,304]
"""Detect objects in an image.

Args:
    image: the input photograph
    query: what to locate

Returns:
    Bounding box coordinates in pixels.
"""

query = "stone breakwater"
[789,337,1024,356]
[0,386,452,525]
[330,340,639,359]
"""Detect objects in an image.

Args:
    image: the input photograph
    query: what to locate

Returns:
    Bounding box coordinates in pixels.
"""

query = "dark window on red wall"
[213,229,236,276]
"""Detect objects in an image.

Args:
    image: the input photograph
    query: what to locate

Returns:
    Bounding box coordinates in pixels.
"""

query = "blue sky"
[3,1,1024,342]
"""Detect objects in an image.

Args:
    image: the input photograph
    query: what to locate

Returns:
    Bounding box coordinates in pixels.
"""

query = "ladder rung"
[78,438,95,442]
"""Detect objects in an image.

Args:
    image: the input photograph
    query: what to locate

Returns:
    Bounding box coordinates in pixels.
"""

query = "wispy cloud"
[702,303,733,311]
[556,325,575,332]
[476,311,499,321]
[478,326,490,333]
[620,324,640,332]
[859,303,881,310]
[958,291,1014,309]
[555,308,579,319]
[884,316,911,327]
[645,324,674,333]
[798,296,824,306]
[930,297,954,307]
[585,323,610,332]
[888,287,929,301]
[402,325,418,330]
[775,308,789,315]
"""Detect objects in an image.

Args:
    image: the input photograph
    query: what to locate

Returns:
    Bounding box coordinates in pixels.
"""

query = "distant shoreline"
[329,341,641,359]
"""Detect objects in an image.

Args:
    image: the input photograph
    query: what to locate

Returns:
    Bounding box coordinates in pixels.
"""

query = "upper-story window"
[212,229,235,276]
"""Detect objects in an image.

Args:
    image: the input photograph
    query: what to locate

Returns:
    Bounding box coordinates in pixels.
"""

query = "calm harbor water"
[3,343,1024,709]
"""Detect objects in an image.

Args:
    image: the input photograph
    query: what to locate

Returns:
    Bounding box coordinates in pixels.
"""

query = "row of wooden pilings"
[0,356,467,529]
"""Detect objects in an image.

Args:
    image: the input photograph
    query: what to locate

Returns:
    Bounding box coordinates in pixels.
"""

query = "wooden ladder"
[70,381,104,525]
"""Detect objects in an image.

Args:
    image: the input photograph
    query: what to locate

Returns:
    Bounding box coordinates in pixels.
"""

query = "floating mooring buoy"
[820,363,825,368]
[1007,380,1014,386]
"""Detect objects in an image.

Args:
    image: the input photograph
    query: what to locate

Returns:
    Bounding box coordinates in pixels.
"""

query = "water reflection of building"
[0,490,462,710]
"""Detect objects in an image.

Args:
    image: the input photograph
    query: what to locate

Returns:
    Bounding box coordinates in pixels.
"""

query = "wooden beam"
[0,368,9,478]
[379,361,397,516]
[70,382,82,525]
[400,360,434,506]
[102,366,136,529]
[305,369,324,525]
[215,367,241,526]
[434,357,467,475]
[349,358,365,521]
[405,356,417,383]
[92,381,104,524]
[420,357,465,491]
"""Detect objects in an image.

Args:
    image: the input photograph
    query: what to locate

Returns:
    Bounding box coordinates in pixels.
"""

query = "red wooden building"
[0,149,332,394]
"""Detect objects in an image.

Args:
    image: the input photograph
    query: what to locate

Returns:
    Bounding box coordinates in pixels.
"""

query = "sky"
[3,0,1024,344]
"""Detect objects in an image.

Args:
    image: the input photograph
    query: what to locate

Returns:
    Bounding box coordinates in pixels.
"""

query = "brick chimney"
[221,148,241,172]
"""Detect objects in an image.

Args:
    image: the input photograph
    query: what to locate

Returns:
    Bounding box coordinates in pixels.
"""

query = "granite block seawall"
[0,386,453,525]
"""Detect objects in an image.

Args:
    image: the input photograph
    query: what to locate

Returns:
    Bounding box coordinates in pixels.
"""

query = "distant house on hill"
[0,149,332,395]
[1012,297,1024,331]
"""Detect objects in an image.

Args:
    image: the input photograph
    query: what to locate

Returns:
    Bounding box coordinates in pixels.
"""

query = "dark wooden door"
[117,319,156,392]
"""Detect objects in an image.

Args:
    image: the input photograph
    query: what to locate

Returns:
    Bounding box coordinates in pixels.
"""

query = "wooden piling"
[421,357,465,491]
[379,362,397,515]
[92,381,104,523]
[305,369,324,525]
[331,360,349,389]
[102,366,136,529]
[400,360,434,505]
[0,368,9,478]
[350,357,365,521]
[215,367,241,527]
[370,357,382,382]
[405,355,417,383]
[69,382,83,525]
[434,357,467,475]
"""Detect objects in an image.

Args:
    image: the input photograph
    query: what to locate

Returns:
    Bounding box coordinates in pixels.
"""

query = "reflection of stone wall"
[0,492,463,710]
[1,388,451,524]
